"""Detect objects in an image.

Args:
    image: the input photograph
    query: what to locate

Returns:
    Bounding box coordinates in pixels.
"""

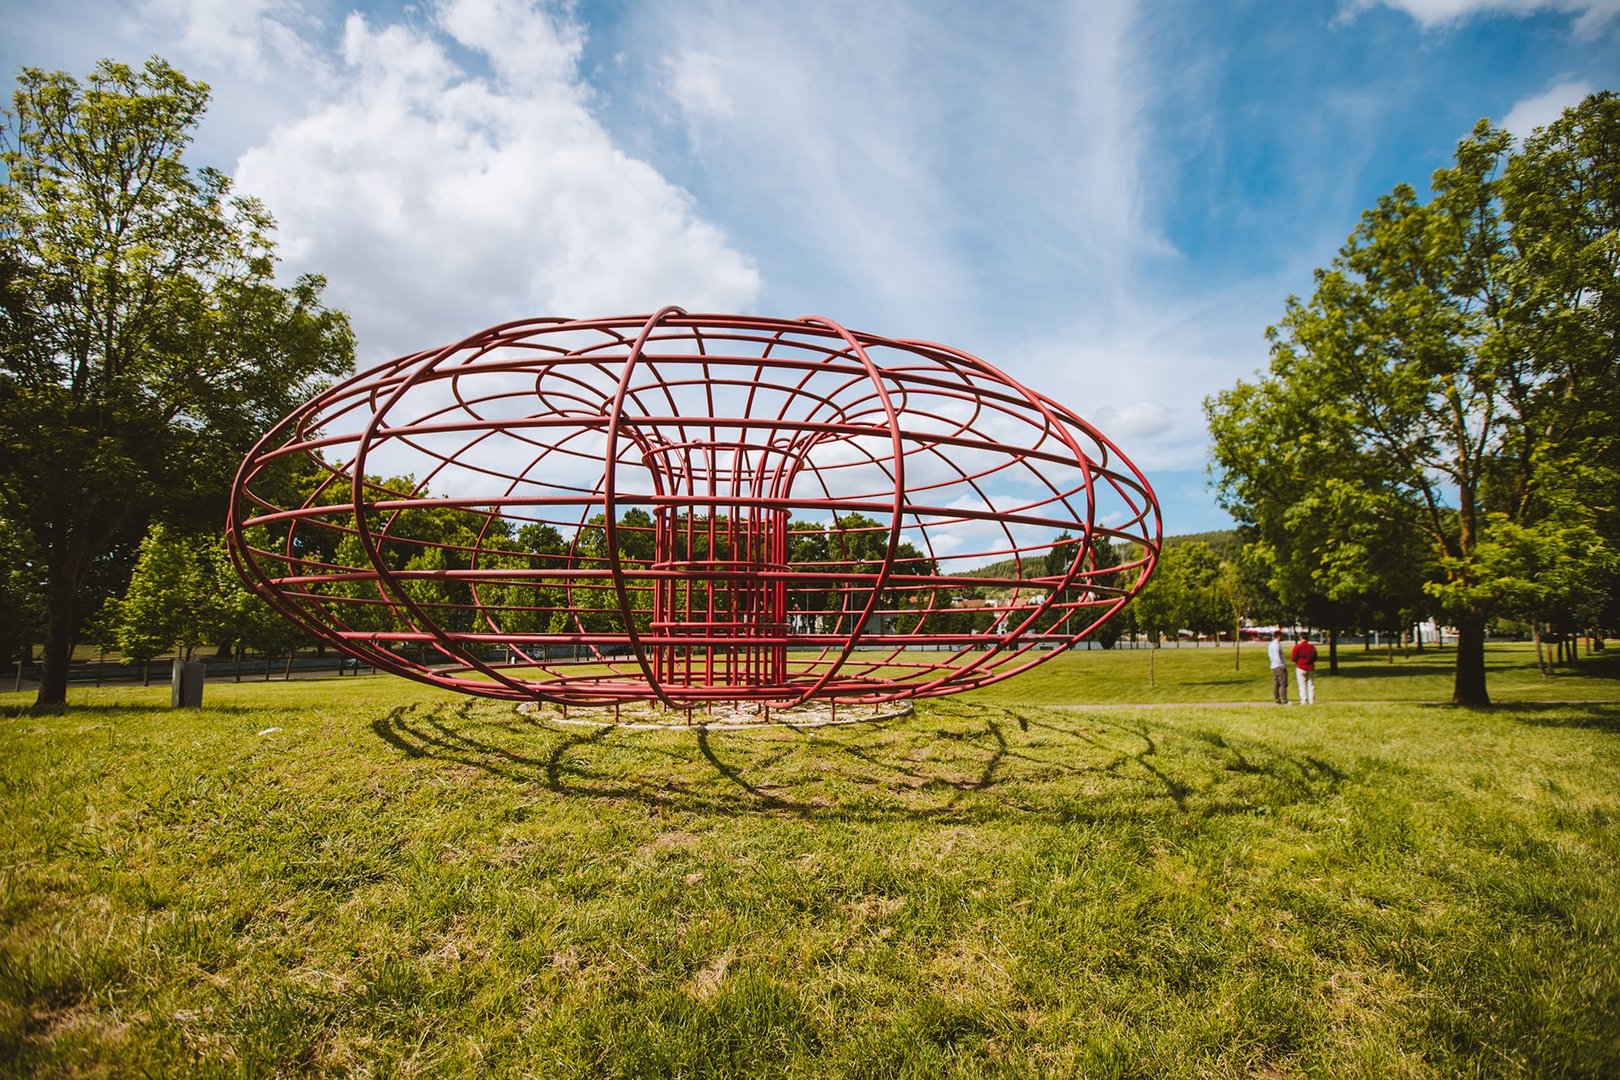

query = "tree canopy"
[0,58,354,705]
[1206,92,1620,704]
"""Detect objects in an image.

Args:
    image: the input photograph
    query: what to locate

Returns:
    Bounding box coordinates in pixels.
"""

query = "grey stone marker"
[171,658,205,707]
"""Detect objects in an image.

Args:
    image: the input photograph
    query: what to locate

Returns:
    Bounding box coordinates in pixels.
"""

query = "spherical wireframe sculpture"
[228,308,1160,710]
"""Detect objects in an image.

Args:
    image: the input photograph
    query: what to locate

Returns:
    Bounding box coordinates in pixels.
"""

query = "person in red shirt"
[1291,632,1318,704]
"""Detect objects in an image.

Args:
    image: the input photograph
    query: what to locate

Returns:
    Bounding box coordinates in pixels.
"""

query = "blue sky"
[4,0,1617,535]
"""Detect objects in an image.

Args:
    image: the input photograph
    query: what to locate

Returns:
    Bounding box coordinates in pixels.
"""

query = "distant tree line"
[99,473,997,669]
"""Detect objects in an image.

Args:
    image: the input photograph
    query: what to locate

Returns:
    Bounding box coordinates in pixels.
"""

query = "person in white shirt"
[1267,629,1289,704]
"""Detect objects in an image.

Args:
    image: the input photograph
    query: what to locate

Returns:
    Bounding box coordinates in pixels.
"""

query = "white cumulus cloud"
[233,0,761,365]
[1500,79,1597,135]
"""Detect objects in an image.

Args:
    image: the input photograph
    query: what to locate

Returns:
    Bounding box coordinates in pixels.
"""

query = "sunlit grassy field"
[2,644,1617,1077]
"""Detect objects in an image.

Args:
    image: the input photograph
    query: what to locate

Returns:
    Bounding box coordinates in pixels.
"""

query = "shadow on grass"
[1503,702,1620,732]
[1321,661,1455,680]
[1,701,266,719]
[367,699,1348,825]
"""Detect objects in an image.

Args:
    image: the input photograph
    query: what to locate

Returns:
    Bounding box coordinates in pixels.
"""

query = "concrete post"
[171,658,205,707]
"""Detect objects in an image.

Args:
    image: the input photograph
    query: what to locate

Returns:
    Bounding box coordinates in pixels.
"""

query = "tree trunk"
[1149,638,1156,689]
[1328,627,1339,674]
[1452,608,1490,706]
[35,583,77,707]
[1533,622,1547,677]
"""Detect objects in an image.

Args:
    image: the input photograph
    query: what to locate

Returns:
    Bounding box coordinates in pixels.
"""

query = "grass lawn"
[963,637,1620,706]
[2,644,1617,1077]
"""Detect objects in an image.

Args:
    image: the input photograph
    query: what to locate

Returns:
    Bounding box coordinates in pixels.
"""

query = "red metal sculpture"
[228,309,1160,710]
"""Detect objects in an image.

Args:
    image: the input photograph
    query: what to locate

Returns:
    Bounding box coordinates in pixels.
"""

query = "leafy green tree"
[1128,539,1226,654]
[1497,94,1620,545]
[1208,94,1619,705]
[303,485,501,653]
[509,523,571,639]
[1045,535,1137,650]
[0,59,353,706]
[98,522,212,682]
[0,515,44,678]
[1087,538,1128,649]
[1043,532,1079,602]
[1207,326,1438,674]
[205,534,282,674]
[400,545,456,664]
[231,589,309,680]
[1172,541,1228,645]
[1478,516,1617,674]
[130,529,311,679]
[1287,482,1434,671]
[469,537,564,654]
[1130,559,1176,649]
[1217,555,1254,670]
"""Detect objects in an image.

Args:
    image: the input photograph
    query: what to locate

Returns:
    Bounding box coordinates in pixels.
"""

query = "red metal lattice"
[227,309,1160,707]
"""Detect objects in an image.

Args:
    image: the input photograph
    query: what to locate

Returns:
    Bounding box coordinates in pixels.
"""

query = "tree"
[1217,555,1254,671]
[1498,95,1620,542]
[96,522,240,683]
[0,515,44,681]
[0,59,353,707]
[1087,538,1128,648]
[1479,516,1617,674]
[1171,541,1228,645]
[1043,531,1128,648]
[1041,530,1082,644]
[1130,555,1177,649]
[1207,94,1620,705]
[102,522,215,669]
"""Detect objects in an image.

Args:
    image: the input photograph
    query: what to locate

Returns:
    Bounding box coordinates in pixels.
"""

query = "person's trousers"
[1272,666,1289,703]
[1295,668,1316,705]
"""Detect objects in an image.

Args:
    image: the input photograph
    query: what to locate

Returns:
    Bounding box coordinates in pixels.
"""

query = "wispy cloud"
[665,49,734,123]
[635,0,1164,340]
[134,0,319,79]
[1344,0,1620,36]
[625,0,1214,481]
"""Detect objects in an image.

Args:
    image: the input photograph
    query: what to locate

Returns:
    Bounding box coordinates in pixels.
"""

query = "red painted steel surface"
[227,309,1161,707]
